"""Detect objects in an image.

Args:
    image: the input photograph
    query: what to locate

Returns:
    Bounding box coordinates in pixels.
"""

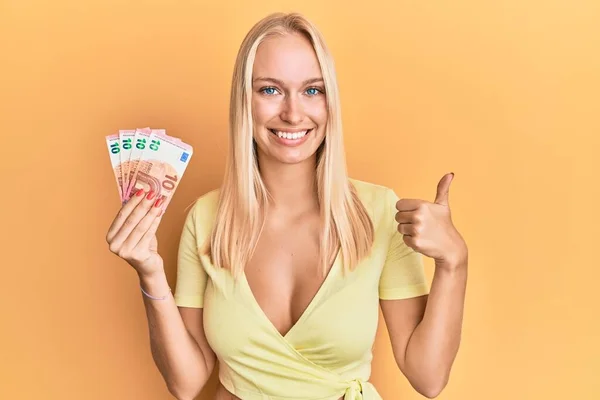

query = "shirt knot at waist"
[344,379,382,400]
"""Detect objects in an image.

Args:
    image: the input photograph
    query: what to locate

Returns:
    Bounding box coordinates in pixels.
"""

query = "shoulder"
[349,178,398,211]
[182,188,221,236]
[191,188,221,213]
[349,178,400,236]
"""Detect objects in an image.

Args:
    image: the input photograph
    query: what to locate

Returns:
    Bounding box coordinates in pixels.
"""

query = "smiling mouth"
[268,128,313,140]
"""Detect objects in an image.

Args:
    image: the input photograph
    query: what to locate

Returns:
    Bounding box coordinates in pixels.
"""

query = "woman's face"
[251,33,328,165]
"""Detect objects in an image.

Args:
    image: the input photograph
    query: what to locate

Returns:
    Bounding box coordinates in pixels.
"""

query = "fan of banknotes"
[105,128,193,211]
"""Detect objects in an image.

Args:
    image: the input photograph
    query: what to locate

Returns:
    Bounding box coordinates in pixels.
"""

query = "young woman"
[106,12,468,400]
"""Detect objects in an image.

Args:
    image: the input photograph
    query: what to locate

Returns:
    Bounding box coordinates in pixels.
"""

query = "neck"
[258,155,319,215]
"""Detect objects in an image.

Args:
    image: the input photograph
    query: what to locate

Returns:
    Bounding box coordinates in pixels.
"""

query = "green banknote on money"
[105,128,193,212]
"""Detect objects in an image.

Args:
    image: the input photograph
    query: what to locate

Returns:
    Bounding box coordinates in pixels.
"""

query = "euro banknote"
[105,128,193,212]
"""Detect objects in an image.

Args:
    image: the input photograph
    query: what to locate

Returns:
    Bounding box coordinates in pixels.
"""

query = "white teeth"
[274,130,308,140]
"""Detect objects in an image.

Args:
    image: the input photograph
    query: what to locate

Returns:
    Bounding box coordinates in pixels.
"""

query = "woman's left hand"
[395,172,468,270]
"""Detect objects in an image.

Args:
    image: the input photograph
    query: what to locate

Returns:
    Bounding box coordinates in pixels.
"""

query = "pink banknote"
[105,128,193,211]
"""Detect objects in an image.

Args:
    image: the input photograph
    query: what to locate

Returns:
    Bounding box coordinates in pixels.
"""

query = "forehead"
[253,33,322,84]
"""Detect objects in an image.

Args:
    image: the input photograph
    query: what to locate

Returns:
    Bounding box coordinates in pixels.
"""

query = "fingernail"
[154,197,164,208]
[146,190,156,200]
[136,188,145,197]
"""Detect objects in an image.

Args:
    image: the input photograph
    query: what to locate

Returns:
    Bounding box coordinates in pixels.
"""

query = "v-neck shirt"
[174,179,430,399]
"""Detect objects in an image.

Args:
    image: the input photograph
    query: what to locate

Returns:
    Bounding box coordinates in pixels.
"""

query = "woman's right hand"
[106,188,166,278]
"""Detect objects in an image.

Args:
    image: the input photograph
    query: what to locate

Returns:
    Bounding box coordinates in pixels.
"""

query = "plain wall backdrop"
[1,0,599,399]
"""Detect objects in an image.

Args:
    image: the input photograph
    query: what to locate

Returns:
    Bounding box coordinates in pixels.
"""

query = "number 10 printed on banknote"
[106,127,193,212]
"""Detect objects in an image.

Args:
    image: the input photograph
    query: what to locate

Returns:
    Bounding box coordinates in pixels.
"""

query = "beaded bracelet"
[140,285,171,301]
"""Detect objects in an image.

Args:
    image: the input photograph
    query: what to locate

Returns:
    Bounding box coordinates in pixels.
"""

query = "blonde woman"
[106,12,468,400]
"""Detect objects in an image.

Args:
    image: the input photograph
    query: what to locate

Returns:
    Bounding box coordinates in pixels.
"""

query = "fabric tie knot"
[344,379,364,400]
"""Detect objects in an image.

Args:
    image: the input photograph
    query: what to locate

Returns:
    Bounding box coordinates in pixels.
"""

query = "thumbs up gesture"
[395,173,468,269]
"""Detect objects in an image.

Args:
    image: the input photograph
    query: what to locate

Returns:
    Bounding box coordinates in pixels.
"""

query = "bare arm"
[386,173,469,397]
[105,189,216,399]
[140,270,216,400]
[381,260,467,398]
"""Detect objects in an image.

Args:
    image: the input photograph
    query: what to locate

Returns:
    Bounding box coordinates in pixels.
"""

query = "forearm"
[404,260,468,397]
[139,271,211,399]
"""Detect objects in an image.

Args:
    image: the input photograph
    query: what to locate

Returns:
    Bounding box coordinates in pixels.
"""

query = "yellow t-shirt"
[174,179,430,400]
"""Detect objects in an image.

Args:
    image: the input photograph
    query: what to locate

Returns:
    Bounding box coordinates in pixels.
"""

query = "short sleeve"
[174,205,208,308]
[379,189,430,300]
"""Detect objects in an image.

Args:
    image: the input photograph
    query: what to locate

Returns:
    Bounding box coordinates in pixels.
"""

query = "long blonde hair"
[207,12,374,278]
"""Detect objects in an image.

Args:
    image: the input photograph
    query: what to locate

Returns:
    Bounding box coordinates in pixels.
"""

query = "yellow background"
[1,0,599,399]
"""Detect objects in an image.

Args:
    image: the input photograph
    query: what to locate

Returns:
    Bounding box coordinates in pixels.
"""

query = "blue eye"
[261,87,278,95]
[259,86,323,96]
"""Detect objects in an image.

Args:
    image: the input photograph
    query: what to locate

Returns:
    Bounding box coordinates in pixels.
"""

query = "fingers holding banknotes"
[105,127,193,275]
[106,188,165,277]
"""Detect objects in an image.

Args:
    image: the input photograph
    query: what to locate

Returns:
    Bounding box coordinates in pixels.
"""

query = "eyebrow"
[252,77,324,86]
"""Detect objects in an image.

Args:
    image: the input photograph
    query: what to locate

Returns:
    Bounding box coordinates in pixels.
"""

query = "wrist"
[138,268,166,283]
[436,242,468,270]
[435,262,468,279]
[435,253,468,274]
[138,270,171,300]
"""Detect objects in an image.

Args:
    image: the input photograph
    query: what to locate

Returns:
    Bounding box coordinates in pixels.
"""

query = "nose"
[280,95,304,125]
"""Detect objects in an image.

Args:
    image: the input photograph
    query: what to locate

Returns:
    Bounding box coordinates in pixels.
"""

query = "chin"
[271,149,315,165]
